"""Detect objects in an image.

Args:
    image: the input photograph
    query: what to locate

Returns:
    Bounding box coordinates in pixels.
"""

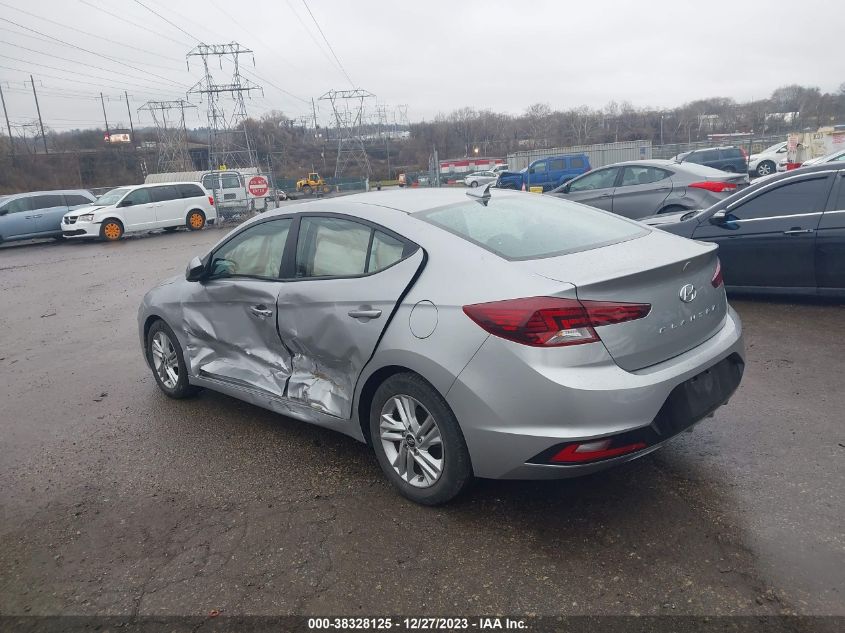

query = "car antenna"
[466,181,493,206]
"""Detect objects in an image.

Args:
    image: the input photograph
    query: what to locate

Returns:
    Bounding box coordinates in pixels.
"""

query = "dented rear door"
[277,215,424,419]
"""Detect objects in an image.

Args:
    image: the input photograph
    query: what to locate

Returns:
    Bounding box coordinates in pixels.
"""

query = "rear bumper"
[446,306,745,479]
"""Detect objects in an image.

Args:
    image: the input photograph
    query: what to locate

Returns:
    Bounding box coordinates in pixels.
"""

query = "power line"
[0,64,185,96]
[77,0,192,48]
[300,0,354,88]
[284,0,344,81]
[0,1,189,70]
[0,16,186,88]
[132,0,202,44]
[0,45,190,93]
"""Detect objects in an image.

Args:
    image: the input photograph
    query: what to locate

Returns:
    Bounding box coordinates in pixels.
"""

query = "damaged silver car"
[138,188,745,505]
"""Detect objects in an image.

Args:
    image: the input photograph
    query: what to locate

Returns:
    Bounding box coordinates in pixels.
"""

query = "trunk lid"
[517,230,728,371]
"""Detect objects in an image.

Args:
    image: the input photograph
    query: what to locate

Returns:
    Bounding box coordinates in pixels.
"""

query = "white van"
[61,182,216,241]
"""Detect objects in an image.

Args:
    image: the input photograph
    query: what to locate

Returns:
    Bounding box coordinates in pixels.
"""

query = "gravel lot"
[0,228,843,619]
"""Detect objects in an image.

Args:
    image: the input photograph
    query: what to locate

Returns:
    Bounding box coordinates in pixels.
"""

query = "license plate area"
[652,353,744,438]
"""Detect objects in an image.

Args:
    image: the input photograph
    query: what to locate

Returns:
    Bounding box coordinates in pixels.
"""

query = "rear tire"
[370,373,473,506]
[100,219,123,241]
[187,210,205,231]
[146,320,199,399]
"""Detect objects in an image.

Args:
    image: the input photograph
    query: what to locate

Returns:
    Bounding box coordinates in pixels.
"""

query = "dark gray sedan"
[642,164,845,296]
[549,160,748,219]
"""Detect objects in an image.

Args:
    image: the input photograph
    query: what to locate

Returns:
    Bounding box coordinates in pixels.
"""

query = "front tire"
[146,320,199,399]
[469,180,479,188]
[187,210,205,231]
[301,185,313,195]
[100,219,123,241]
[370,373,473,505]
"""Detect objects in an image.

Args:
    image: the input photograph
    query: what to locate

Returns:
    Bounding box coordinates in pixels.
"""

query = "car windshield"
[763,143,785,153]
[417,194,646,260]
[96,188,129,205]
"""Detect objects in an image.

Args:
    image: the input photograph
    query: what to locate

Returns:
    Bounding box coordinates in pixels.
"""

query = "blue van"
[497,154,591,191]
[0,190,96,243]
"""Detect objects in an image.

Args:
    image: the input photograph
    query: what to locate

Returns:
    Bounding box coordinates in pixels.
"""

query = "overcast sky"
[1,0,843,134]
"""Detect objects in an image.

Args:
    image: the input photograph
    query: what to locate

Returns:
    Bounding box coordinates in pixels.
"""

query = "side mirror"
[185,256,205,282]
[709,210,728,224]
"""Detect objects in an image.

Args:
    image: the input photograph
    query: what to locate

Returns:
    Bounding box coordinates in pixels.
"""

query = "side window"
[201,174,216,190]
[151,185,179,203]
[683,153,703,164]
[2,197,32,214]
[122,188,152,206]
[700,150,720,162]
[549,159,565,171]
[31,194,65,209]
[570,157,585,169]
[296,217,371,278]
[568,167,619,192]
[830,175,845,210]
[178,184,204,199]
[368,231,405,273]
[729,177,829,220]
[210,218,291,279]
[531,162,548,174]
[64,194,93,206]
[221,173,241,189]
[620,166,670,187]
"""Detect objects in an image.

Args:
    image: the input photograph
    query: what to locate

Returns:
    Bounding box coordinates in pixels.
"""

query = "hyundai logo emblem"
[679,284,697,303]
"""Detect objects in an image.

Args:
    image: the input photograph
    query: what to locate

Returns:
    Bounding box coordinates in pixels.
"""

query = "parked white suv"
[62,182,216,241]
[747,141,787,177]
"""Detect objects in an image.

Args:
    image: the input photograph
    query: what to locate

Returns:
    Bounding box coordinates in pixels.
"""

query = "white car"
[463,170,499,188]
[61,182,217,241]
[747,141,787,177]
[802,147,845,167]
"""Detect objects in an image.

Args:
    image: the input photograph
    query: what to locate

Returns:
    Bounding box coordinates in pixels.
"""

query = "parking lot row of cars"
[0,181,218,244]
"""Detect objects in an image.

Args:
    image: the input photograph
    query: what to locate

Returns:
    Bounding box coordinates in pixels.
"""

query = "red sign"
[247,175,269,197]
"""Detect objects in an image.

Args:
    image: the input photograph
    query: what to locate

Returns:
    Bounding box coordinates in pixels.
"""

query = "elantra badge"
[679,284,697,303]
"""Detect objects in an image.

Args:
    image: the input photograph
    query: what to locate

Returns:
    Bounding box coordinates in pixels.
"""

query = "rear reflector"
[462,297,651,347]
[688,181,739,193]
[711,258,724,288]
[551,439,648,463]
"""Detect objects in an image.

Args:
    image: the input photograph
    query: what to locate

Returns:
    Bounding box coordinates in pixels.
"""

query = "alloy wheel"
[151,331,179,389]
[380,395,443,488]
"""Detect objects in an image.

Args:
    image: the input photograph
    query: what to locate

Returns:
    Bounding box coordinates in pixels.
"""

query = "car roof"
[2,189,93,198]
[127,181,202,189]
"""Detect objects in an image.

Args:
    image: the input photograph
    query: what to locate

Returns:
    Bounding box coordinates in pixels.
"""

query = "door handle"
[783,229,813,235]
[348,309,382,320]
[249,305,273,318]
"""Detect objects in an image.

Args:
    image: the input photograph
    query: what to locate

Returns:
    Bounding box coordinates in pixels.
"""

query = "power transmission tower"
[319,89,374,178]
[138,100,196,172]
[187,43,262,170]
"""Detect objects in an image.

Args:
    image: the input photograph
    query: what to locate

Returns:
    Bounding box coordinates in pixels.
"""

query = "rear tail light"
[208,196,215,205]
[462,297,651,347]
[740,148,748,159]
[688,181,739,193]
[550,439,648,463]
[711,258,724,288]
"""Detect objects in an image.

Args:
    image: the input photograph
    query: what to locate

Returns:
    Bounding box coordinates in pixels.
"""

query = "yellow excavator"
[296,172,331,195]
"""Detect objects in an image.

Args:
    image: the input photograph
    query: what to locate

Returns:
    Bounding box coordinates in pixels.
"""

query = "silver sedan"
[549,159,749,219]
[138,188,745,505]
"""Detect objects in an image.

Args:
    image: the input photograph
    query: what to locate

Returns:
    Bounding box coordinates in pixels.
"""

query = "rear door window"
[549,159,565,171]
[30,194,65,210]
[295,217,372,278]
[619,166,671,187]
[64,194,93,206]
[569,157,585,169]
[418,195,645,260]
[177,184,205,198]
[201,174,216,190]
[221,173,241,189]
[151,185,180,203]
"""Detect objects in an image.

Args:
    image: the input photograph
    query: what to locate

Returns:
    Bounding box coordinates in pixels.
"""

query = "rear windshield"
[417,194,646,260]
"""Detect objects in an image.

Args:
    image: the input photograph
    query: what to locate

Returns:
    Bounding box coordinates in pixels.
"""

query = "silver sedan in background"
[549,159,749,219]
[463,170,499,188]
[138,188,744,505]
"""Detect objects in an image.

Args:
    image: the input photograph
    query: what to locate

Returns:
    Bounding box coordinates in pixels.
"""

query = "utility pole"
[30,75,48,154]
[100,92,110,141]
[124,91,135,142]
[0,82,14,158]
